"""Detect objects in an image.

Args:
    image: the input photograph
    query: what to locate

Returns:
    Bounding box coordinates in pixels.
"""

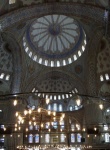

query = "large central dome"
[23,14,86,67]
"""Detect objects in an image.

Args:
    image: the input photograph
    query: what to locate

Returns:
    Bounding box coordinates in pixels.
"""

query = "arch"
[87,28,104,95]
[0,3,104,30]
[2,32,22,94]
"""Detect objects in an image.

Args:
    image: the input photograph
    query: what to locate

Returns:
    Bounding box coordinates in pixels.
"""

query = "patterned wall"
[97,37,110,74]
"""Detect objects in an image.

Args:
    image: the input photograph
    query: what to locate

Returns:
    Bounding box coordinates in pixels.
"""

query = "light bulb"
[29,109,32,114]
[60,117,63,121]
[41,124,43,128]
[29,121,32,125]
[99,104,103,110]
[38,108,41,113]
[15,128,17,131]
[15,112,18,117]
[34,122,36,126]
[13,100,17,106]
[53,112,56,116]
[48,122,50,126]
[48,129,51,132]
[21,120,24,124]
[48,111,51,115]
[24,110,28,115]
[53,117,56,121]
[18,116,22,121]
[62,114,65,118]
[33,117,35,120]
[83,128,86,131]
[94,127,97,131]
[4,127,6,131]
[18,127,21,130]
[26,128,28,132]
[15,124,17,127]
[46,98,50,104]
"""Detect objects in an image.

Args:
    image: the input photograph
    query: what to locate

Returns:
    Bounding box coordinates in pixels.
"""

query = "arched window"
[35,125,39,130]
[39,58,42,64]
[69,106,73,111]
[59,104,63,111]
[105,73,109,80]
[45,134,50,143]
[78,50,81,57]
[103,125,108,131]
[60,120,64,129]
[29,52,32,58]
[100,75,104,81]
[28,134,33,143]
[74,88,78,93]
[51,61,54,67]
[53,103,57,111]
[48,104,51,110]
[25,47,29,53]
[5,75,10,80]
[74,55,77,61]
[29,125,33,130]
[57,61,60,67]
[82,45,85,51]
[45,122,49,129]
[35,134,39,143]
[63,60,66,66]
[54,95,57,100]
[105,133,110,142]
[68,58,72,64]
[60,134,65,142]
[58,95,61,100]
[75,105,78,110]
[0,73,4,79]
[53,121,58,129]
[77,133,81,142]
[45,60,48,66]
[71,133,75,143]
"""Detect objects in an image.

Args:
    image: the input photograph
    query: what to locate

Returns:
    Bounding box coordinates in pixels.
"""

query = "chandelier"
[14,107,65,133]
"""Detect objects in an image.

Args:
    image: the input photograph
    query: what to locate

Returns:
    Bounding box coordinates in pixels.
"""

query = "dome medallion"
[23,14,86,67]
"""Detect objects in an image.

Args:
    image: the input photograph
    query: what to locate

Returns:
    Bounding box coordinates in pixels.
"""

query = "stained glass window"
[77,133,81,142]
[71,133,75,143]
[35,134,39,143]
[28,134,33,143]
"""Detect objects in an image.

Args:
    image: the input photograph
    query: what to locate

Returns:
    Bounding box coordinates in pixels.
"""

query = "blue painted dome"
[23,14,86,67]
